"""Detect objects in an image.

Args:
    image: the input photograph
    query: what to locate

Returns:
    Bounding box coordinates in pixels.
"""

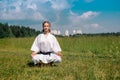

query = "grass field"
[0,36,120,80]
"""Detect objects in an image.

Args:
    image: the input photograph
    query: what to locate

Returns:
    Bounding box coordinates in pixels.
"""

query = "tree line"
[71,32,120,37]
[0,23,41,38]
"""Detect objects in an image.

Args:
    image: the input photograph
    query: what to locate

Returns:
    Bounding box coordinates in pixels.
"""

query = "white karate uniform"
[31,33,62,64]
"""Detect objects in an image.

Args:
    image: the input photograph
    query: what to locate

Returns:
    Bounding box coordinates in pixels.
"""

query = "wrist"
[31,52,37,57]
[56,52,62,57]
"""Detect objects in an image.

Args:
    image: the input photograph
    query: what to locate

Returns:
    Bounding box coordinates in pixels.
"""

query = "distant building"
[73,30,76,35]
[51,29,61,35]
[76,30,82,34]
[57,30,61,35]
[65,30,69,36]
[73,29,82,35]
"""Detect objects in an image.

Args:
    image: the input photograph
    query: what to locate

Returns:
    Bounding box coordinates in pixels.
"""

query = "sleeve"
[30,36,40,53]
[53,37,62,52]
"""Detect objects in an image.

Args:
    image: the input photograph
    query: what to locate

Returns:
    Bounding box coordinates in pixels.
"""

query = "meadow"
[0,36,120,80]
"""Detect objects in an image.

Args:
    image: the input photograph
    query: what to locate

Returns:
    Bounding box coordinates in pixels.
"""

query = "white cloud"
[15,6,21,12]
[69,10,77,16]
[0,0,70,21]
[69,10,100,25]
[50,0,70,10]
[80,11,99,20]
[0,4,25,20]
[27,3,37,11]
[32,12,46,20]
[0,12,25,20]
[91,23,99,28]
[69,10,81,24]
[0,0,46,20]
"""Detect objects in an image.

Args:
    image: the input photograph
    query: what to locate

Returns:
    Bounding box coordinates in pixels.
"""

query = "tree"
[0,22,41,38]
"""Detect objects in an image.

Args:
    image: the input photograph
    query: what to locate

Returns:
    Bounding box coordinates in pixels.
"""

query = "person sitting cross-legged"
[30,21,62,66]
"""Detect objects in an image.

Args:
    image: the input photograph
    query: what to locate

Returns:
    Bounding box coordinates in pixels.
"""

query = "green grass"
[0,36,120,80]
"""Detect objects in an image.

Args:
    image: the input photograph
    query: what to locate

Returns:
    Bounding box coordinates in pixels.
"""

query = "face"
[43,22,50,33]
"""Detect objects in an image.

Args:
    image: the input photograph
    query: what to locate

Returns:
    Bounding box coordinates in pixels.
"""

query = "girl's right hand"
[31,52,37,57]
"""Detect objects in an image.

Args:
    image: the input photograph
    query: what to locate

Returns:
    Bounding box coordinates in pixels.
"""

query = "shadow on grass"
[27,62,36,67]
[27,62,58,68]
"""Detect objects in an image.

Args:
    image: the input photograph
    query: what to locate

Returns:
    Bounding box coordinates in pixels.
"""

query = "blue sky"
[0,0,120,34]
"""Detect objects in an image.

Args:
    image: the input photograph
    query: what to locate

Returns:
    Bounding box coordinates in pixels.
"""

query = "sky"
[0,0,120,34]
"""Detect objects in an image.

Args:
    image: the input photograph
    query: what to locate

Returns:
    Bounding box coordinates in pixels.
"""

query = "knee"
[31,55,39,62]
[57,57,62,63]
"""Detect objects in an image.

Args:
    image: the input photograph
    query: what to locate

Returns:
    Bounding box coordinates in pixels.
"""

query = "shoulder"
[34,33,44,41]
[37,33,44,38]
[49,33,56,38]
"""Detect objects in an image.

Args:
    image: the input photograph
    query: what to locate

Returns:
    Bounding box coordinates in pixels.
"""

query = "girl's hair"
[42,21,51,32]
